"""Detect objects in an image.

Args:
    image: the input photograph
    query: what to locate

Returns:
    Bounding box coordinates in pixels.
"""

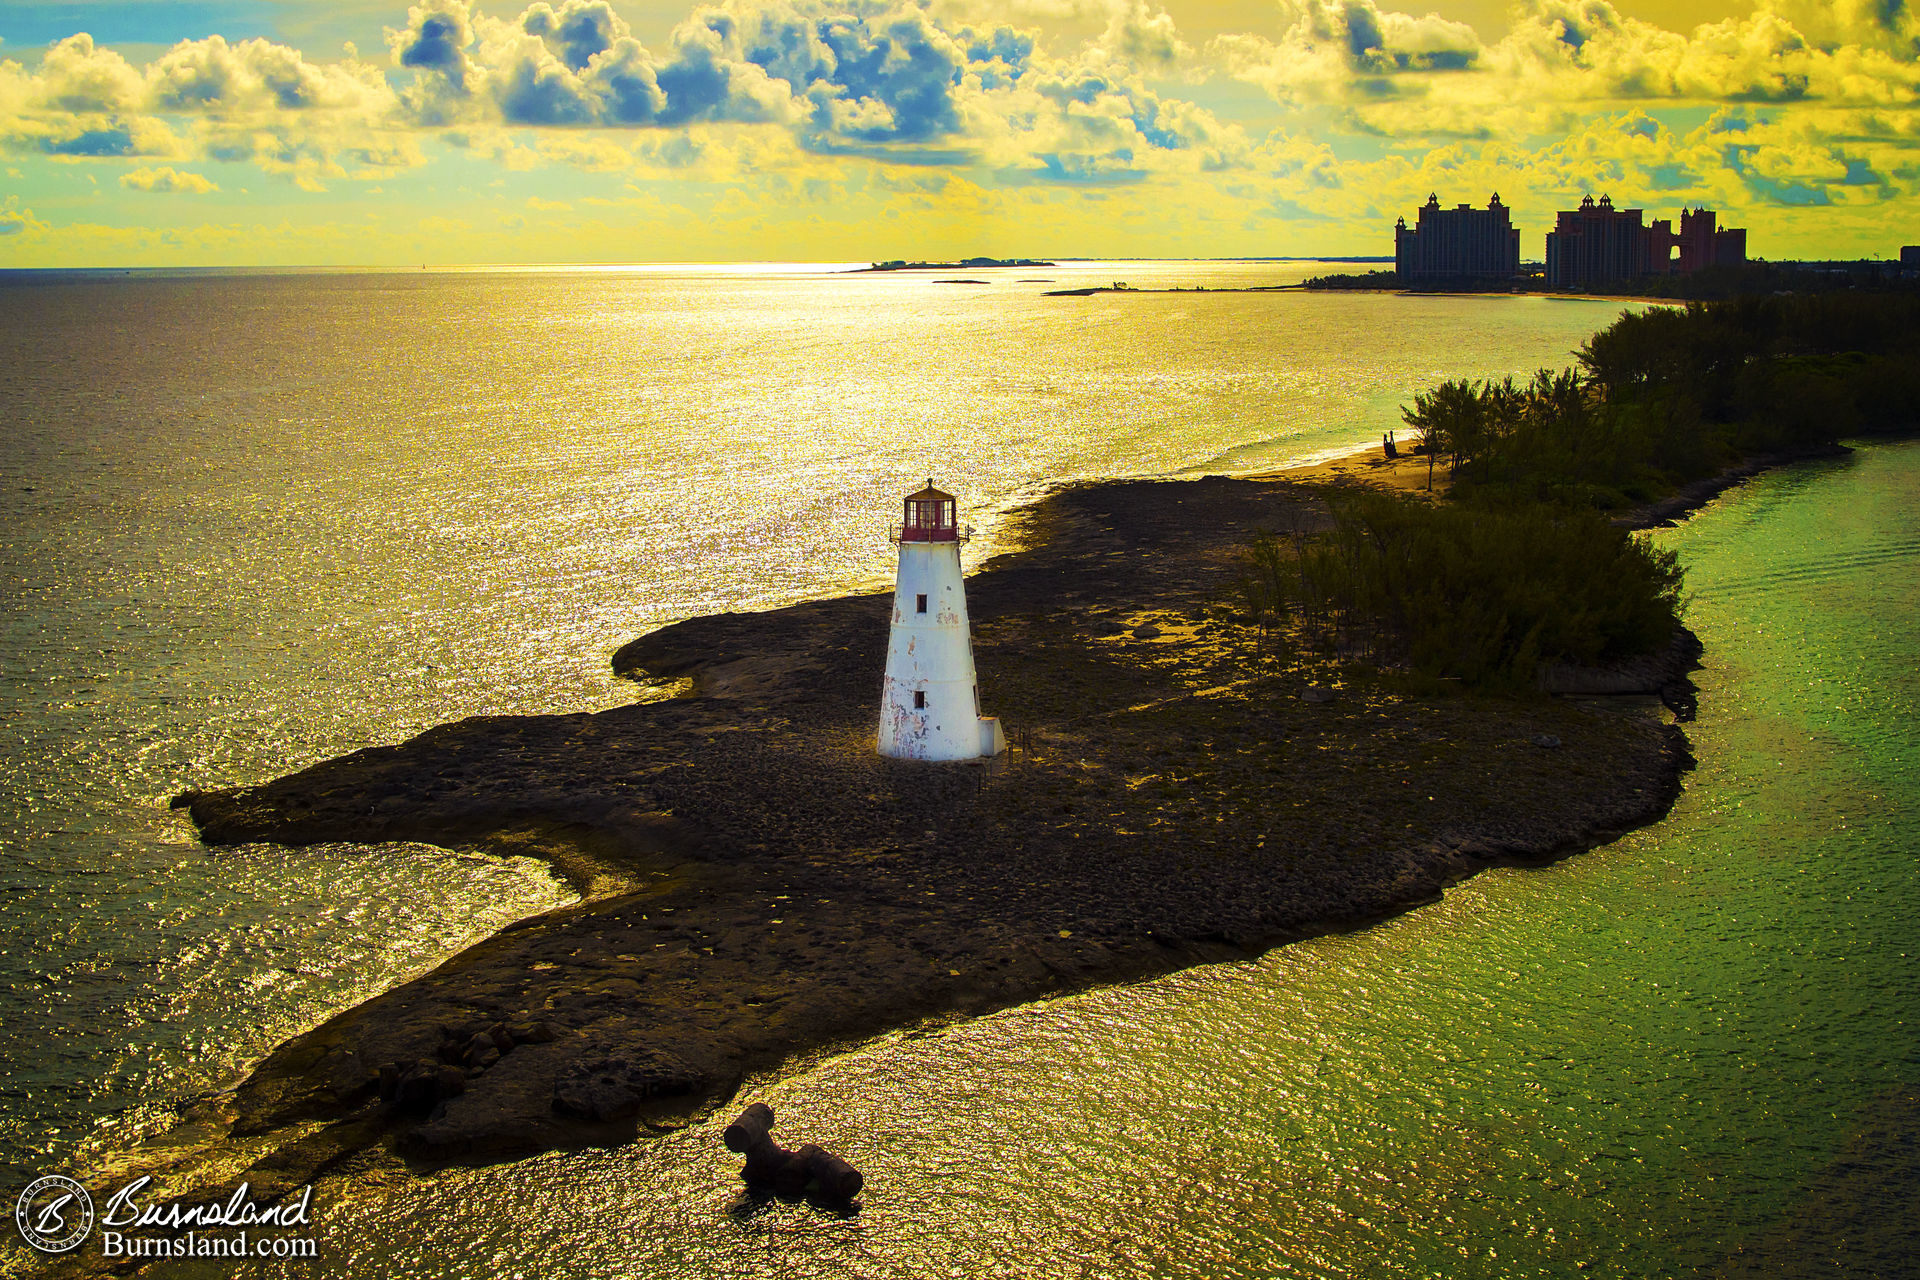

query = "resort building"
[1394,194,1521,281]
[1546,197,1747,287]
[1668,208,1748,273]
[1545,195,1651,288]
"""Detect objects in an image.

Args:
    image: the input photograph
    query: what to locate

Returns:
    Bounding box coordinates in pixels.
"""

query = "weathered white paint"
[877,532,1005,761]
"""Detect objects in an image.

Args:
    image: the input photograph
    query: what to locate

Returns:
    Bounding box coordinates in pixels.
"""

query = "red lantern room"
[894,480,967,543]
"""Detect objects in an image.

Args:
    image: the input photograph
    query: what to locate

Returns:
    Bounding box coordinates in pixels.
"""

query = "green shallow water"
[155,439,1917,1277]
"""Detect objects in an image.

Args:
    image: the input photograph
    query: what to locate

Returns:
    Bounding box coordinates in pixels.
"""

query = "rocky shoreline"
[1611,441,1854,530]
[158,471,1708,1205]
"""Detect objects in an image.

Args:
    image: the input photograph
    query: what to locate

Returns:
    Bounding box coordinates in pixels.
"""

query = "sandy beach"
[1253,440,1450,492]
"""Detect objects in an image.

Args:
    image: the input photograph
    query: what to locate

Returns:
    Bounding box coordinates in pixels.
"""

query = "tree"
[1402,379,1484,489]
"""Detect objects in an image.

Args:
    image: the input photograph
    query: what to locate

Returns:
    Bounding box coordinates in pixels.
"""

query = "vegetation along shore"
[152,292,1917,1211]
[1303,259,1919,301]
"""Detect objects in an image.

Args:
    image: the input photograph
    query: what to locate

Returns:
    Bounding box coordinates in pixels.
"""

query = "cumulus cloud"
[1097,0,1189,67]
[382,0,909,132]
[2,0,1916,238]
[1486,1,1822,103]
[1217,0,1480,109]
[0,1,1223,191]
[522,0,628,70]
[0,29,411,186]
[1761,0,1920,54]
[119,164,218,192]
[1222,0,1920,138]
[148,35,392,113]
[0,197,45,235]
[386,0,482,121]
[0,34,161,157]
[364,0,1230,177]
[1279,105,1905,232]
[28,32,146,113]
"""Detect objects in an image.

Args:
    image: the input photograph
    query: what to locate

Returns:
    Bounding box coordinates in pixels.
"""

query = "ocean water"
[0,261,1630,1190]
[143,438,1918,1280]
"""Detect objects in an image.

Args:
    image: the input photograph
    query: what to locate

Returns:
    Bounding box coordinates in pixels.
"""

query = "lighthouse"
[877,481,1006,761]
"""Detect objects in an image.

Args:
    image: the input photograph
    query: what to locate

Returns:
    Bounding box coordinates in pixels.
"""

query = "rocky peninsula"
[165,472,1700,1199]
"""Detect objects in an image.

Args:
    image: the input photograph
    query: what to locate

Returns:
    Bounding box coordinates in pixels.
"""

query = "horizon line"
[0,256,1402,276]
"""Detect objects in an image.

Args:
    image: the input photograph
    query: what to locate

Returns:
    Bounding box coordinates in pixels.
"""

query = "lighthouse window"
[913,690,926,709]
[916,593,927,614]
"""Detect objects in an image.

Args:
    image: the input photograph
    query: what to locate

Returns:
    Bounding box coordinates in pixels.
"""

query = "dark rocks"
[433,1018,557,1073]
[552,1049,700,1123]
[508,1019,558,1045]
[428,1064,468,1103]
[1613,443,1852,531]
[1532,734,1562,749]
[552,1064,642,1123]
[1659,629,1705,723]
[378,1016,569,1121]
[1536,628,1706,702]
[1660,678,1699,723]
[315,1045,377,1104]
[381,1059,468,1114]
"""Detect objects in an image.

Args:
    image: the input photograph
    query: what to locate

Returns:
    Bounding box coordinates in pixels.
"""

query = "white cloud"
[1222,0,1920,139]
[1760,0,1920,54]
[119,164,218,192]
[0,29,411,184]
[0,195,46,235]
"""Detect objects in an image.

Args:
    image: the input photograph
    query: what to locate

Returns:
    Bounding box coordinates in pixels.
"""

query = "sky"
[0,0,1915,265]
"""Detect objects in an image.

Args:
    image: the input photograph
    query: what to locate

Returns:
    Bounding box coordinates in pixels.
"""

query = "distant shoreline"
[1043,283,1663,304]
[855,258,1055,273]
[1043,284,1299,296]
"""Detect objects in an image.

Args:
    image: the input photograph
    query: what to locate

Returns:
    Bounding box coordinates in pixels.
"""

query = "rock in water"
[771,1146,815,1198]
[725,1103,863,1204]
[741,1140,793,1186]
[804,1146,864,1201]
[724,1102,775,1153]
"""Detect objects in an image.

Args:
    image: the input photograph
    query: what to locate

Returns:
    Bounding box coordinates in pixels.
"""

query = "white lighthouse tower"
[877,481,1006,761]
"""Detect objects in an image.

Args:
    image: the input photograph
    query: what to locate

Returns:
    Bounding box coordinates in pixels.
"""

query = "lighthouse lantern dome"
[897,480,960,542]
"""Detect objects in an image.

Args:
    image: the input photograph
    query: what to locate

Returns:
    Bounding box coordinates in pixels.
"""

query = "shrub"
[1243,493,1684,688]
